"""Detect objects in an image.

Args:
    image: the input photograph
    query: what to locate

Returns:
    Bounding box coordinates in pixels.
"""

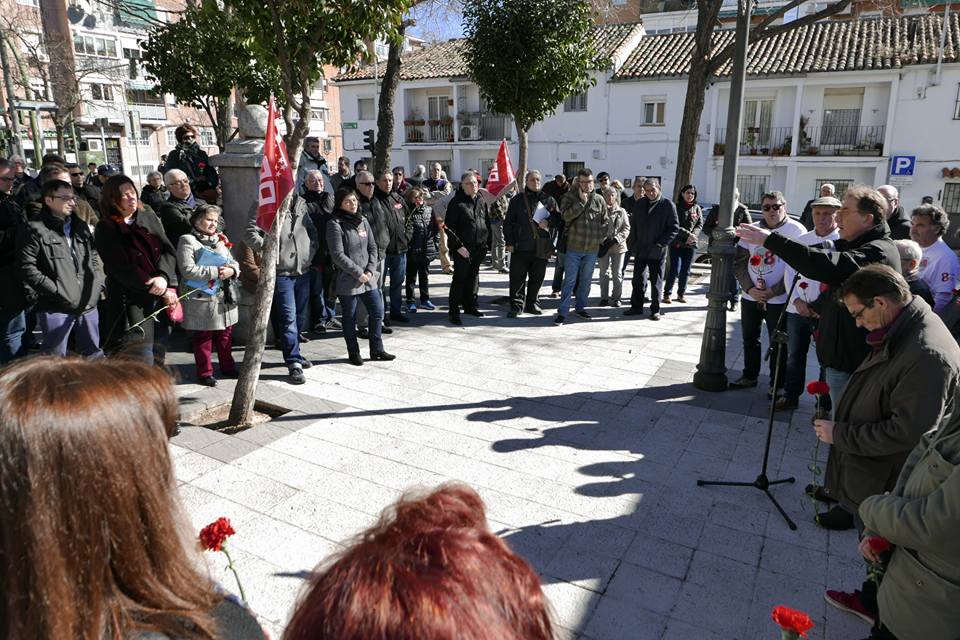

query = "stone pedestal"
[208,105,269,344]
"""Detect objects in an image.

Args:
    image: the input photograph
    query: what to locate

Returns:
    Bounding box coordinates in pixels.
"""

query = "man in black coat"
[624,178,679,321]
[445,172,490,325]
[0,158,29,363]
[505,170,556,317]
[15,180,105,357]
[294,170,338,333]
[156,169,206,248]
[877,185,911,240]
[370,171,411,323]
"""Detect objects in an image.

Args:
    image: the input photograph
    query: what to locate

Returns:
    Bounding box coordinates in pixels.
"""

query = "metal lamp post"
[693,0,753,391]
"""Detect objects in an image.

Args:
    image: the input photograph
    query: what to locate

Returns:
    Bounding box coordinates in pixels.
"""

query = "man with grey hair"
[910,203,959,312]
[505,170,556,316]
[295,136,332,194]
[894,239,935,308]
[444,171,490,324]
[157,169,204,248]
[877,185,911,240]
[624,178,678,321]
[140,170,167,212]
[800,183,836,230]
[407,164,427,189]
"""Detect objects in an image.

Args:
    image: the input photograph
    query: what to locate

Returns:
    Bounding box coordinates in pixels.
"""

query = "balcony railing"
[799,125,885,157]
[404,120,454,143]
[129,103,166,121]
[713,126,793,156]
[456,112,512,141]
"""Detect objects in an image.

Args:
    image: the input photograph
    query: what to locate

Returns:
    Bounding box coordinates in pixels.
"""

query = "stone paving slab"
[169,264,867,639]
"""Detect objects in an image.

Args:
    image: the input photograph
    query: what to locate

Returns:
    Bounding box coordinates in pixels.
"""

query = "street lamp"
[693,0,753,391]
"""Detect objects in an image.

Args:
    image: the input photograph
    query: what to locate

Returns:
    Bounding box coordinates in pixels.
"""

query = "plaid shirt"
[561,192,609,253]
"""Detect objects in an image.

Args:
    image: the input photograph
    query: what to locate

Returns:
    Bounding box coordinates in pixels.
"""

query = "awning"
[116,0,157,27]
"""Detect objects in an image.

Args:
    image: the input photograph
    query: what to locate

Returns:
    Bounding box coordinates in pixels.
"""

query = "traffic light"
[362,128,375,157]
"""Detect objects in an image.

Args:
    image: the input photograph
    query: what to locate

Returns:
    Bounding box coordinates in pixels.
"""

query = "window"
[126,88,163,105]
[74,34,117,58]
[16,0,39,7]
[322,138,333,153]
[737,174,768,209]
[954,85,960,120]
[479,158,495,180]
[822,108,861,145]
[358,97,375,120]
[90,84,114,101]
[943,183,960,215]
[814,178,853,199]
[132,128,151,147]
[562,161,585,178]
[123,47,141,60]
[641,99,666,126]
[200,129,216,146]
[743,98,774,147]
[563,91,588,112]
[166,129,177,146]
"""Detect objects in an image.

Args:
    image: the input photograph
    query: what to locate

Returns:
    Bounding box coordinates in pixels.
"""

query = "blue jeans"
[784,312,815,401]
[340,289,384,355]
[385,254,407,316]
[558,250,597,317]
[272,273,310,365]
[824,367,852,417]
[38,308,103,358]
[0,308,26,364]
[309,268,336,327]
[665,245,695,297]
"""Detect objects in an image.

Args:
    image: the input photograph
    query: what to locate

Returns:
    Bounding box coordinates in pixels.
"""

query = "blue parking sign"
[890,155,916,177]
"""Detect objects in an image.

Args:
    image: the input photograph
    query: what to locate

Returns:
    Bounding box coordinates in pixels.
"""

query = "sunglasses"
[70,172,84,177]
[761,203,783,211]
[182,135,196,141]
[358,181,375,186]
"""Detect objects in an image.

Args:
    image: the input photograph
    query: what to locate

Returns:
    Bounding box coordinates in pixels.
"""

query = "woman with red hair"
[284,483,554,640]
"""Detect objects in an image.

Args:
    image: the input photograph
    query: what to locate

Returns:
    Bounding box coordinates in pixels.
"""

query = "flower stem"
[125,286,204,335]
[221,546,248,605]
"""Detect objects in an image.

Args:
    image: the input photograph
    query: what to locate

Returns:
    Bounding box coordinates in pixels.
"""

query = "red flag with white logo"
[485,139,516,197]
[256,96,295,231]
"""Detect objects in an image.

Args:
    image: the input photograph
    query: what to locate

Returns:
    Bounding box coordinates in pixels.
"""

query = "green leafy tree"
[141,4,276,151]
[462,0,598,179]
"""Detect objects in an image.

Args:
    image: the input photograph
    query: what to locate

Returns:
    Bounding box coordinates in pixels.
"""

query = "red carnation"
[867,536,892,555]
[772,605,814,638]
[208,279,216,289]
[199,517,235,552]
[750,255,762,267]
[198,161,207,169]
[806,381,830,396]
[819,282,829,293]
[798,281,808,290]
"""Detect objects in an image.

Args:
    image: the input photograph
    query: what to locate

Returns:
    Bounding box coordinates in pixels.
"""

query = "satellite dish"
[83,14,96,28]
[67,5,84,23]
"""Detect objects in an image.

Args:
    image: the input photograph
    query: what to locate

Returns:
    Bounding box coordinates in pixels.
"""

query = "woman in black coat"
[403,187,439,311]
[164,124,219,203]
[94,175,177,363]
[664,184,704,304]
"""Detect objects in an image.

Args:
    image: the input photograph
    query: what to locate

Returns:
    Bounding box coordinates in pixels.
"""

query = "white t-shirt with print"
[738,217,807,305]
[919,238,960,312]
[784,228,840,314]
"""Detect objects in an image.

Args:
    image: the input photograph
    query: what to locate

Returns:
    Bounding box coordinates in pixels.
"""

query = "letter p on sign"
[890,155,916,177]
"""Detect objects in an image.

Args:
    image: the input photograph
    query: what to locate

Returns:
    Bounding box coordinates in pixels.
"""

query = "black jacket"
[908,275,935,309]
[16,207,105,313]
[94,208,178,307]
[140,184,167,213]
[294,189,334,269]
[703,203,752,246]
[674,202,704,248]
[407,204,438,262]
[156,197,198,249]
[445,189,490,254]
[764,223,901,372]
[164,143,219,192]
[0,192,29,311]
[371,188,410,256]
[360,191,391,261]
[504,189,556,253]
[887,206,911,241]
[628,196,680,260]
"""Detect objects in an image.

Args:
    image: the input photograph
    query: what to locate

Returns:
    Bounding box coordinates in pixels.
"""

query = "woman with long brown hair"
[0,357,266,640]
[95,174,178,363]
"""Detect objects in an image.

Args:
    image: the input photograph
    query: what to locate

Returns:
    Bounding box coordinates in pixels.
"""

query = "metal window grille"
[814,178,853,198]
[737,175,768,208]
[822,109,861,145]
[943,183,960,215]
[563,92,588,112]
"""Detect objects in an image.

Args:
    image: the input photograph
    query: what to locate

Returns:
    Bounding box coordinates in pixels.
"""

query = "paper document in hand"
[532,202,550,224]
[185,247,230,295]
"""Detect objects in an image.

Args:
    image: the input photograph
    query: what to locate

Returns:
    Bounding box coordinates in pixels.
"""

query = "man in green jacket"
[554,168,608,325]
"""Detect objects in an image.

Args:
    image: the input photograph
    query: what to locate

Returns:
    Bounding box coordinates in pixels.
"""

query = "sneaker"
[298,332,311,343]
[310,323,327,335]
[824,590,876,625]
[421,300,436,310]
[524,306,543,316]
[371,351,397,361]
[575,310,592,319]
[662,295,672,304]
[611,300,622,308]
[599,299,609,306]
[554,315,565,325]
[623,307,644,316]
[816,505,855,530]
[298,358,313,369]
[728,376,758,389]
[676,295,687,303]
[288,365,305,385]
[650,312,661,321]
[449,313,463,326]
[407,302,418,312]
[465,308,485,317]
[774,397,799,412]
[324,318,342,330]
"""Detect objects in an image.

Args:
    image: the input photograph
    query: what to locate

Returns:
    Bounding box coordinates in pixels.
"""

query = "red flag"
[485,139,515,197]
[256,96,295,231]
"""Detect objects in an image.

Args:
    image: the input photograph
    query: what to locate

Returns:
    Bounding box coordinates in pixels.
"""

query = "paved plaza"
[169,265,869,640]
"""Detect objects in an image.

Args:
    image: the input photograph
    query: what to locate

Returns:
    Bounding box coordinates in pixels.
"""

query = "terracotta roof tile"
[335,22,644,83]
[613,13,959,80]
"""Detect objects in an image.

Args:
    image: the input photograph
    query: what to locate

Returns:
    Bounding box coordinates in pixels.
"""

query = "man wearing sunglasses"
[729,191,806,391]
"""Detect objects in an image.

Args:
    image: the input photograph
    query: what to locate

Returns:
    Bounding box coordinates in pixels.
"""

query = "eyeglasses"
[761,203,783,211]
[358,182,375,186]
[850,301,874,321]
[50,195,76,203]
[169,179,190,186]
[181,135,195,141]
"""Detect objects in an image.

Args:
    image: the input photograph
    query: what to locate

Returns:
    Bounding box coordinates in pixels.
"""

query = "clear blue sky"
[408,2,464,42]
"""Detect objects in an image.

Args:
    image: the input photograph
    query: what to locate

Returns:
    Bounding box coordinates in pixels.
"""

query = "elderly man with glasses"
[729,191,806,390]
[156,169,207,248]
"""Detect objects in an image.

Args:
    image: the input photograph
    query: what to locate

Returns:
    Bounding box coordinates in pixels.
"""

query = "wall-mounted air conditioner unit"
[459,124,480,140]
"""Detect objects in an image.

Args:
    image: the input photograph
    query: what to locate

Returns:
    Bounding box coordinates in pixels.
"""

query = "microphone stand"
[697,271,802,530]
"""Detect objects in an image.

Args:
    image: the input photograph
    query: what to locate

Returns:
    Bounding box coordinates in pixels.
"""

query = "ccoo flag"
[485,139,516,197]
[256,96,295,231]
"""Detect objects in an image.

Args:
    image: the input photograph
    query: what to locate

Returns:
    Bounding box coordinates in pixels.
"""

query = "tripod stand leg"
[767,477,796,486]
[764,489,798,530]
[697,479,757,487]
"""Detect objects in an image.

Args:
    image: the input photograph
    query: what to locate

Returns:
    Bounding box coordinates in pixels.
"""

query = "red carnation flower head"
[199,517,235,552]
[772,605,814,638]
[819,282,829,293]
[867,536,892,555]
[806,381,830,396]
[750,255,762,267]
[798,282,809,290]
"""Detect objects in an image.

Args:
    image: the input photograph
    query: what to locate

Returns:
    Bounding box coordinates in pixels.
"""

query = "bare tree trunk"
[228,194,291,426]
[54,121,65,156]
[516,122,528,184]
[373,23,409,176]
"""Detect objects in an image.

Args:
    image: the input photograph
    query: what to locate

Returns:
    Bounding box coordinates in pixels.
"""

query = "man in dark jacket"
[15,180,105,357]
[541,174,568,207]
[877,185,911,240]
[354,171,391,338]
[814,265,960,630]
[894,239,935,308]
[67,163,102,223]
[294,170,338,334]
[445,172,490,325]
[156,169,205,248]
[505,170,556,317]
[140,171,168,213]
[0,158,29,363]
[371,170,411,323]
[624,178,679,321]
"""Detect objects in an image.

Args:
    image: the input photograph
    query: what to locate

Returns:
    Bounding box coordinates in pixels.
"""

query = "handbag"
[522,193,555,260]
[598,237,617,259]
